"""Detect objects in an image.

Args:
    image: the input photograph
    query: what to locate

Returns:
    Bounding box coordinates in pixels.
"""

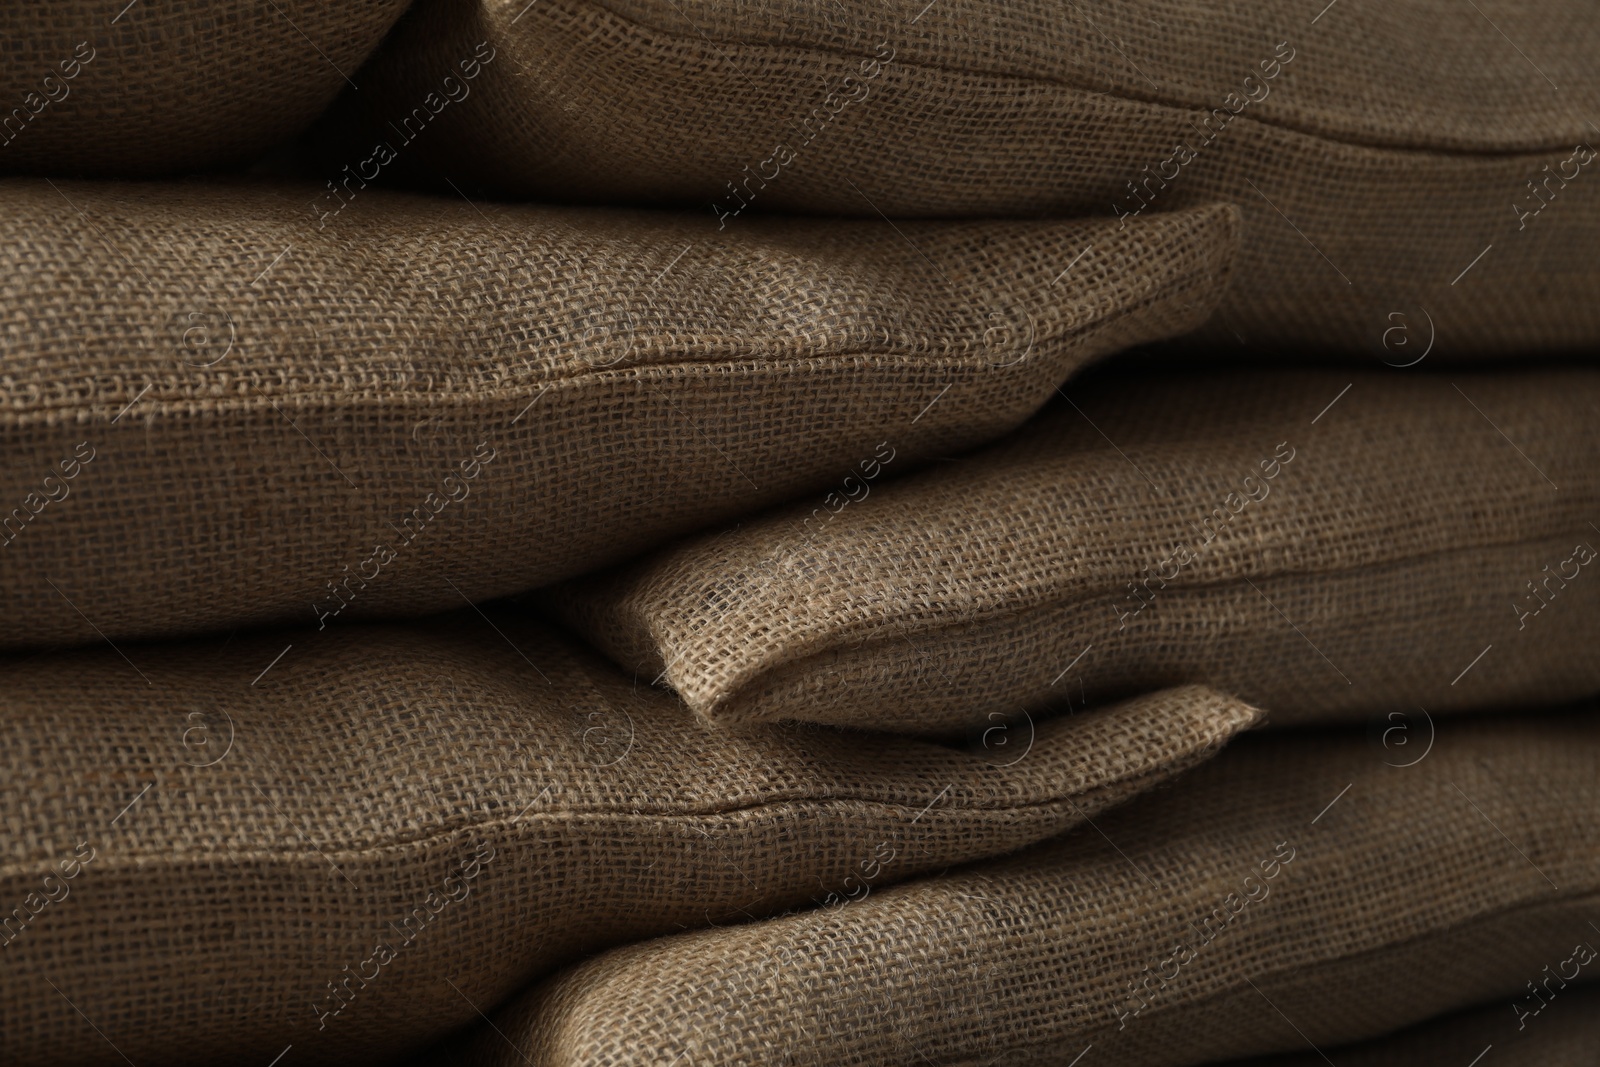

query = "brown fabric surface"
[446,709,1600,1066]
[546,369,1600,735]
[1223,986,1600,1067]
[0,611,1256,1067]
[357,0,1600,355]
[0,180,1235,650]
[0,1,409,176]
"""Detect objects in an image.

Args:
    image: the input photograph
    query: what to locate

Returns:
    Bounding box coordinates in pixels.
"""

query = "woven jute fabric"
[0,180,1235,650]
[1224,988,1600,1067]
[358,0,1600,355]
[0,611,1256,1066]
[442,710,1600,1066]
[545,368,1600,735]
[0,2,408,176]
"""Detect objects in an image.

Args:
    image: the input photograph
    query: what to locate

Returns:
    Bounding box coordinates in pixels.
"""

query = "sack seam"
[566,0,1590,158]
[0,793,1126,876]
[0,248,1226,427]
[700,529,1593,716]
[0,743,1235,878]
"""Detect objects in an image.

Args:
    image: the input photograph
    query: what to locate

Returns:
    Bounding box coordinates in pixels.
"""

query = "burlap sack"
[1224,988,1600,1067]
[545,369,1600,735]
[443,709,1600,1066]
[0,611,1256,1066]
[0,180,1235,650]
[0,2,409,176]
[356,0,1600,355]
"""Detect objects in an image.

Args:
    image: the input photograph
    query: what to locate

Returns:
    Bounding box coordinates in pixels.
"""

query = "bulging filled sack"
[0,612,1255,1066]
[441,708,1600,1066]
[356,0,1600,355]
[0,1,409,176]
[545,369,1600,735]
[0,180,1235,649]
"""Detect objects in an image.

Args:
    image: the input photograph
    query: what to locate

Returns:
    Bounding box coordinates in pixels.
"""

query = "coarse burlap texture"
[441,709,1600,1067]
[357,0,1600,355]
[0,612,1256,1066]
[0,181,1236,650]
[1223,987,1600,1067]
[0,2,409,176]
[546,369,1600,735]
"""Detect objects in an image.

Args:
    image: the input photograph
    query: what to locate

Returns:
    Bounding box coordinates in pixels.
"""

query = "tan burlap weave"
[443,710,1600,1066]
[546,369,1600,735]
[0,612,1255,1066]
[359,0,1600,354]
[0,2,409,176]
[1223,987,1600,1067]
[0,181,1236,649]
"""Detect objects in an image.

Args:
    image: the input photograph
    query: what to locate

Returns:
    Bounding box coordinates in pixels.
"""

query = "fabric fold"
[546,368,1600,734]
[437,707,1600,1066]
[0,181,1237,649]
[0,612,1255,1065]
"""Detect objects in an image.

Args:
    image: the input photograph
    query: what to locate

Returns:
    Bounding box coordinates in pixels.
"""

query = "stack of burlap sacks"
[1,2,1596,1065]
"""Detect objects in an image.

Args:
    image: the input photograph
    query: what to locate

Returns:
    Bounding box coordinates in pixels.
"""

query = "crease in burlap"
[0,2,409,176]
[0,610,1256,1066]
[543,368,1600,735]
[0,180,1237,649]
[441,709,1600,1066]
[355,0,1600,354]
